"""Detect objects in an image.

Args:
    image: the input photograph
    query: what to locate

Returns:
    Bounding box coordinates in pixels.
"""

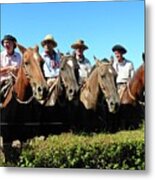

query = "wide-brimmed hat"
[112,44,127,54]
[41,34,57,47]
[71,39,88,50]
[1,34,17,48]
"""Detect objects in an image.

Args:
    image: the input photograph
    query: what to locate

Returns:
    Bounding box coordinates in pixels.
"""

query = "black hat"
[1,35,17,48]
[112,44,127,54]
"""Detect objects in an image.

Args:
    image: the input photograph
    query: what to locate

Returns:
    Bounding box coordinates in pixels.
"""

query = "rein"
[127,82,145,106]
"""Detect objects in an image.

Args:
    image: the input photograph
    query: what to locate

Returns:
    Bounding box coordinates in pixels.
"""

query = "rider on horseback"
[41,34,60,87]
[0,35,22,104]
[71,39,91,85]
[112,44,135,98]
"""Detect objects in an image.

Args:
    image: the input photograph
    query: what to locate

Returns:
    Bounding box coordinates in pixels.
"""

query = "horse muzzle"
[107,98,120,113]
[33,84,48,100]
[67,87,79,101]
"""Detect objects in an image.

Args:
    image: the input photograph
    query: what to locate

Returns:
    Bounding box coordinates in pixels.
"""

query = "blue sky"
[1,0,145,68]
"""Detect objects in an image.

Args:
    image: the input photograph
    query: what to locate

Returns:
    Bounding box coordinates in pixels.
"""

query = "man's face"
[43,41,54,53]
[3,40,14,54]
[75,48,84,57]
[114,50,123,62]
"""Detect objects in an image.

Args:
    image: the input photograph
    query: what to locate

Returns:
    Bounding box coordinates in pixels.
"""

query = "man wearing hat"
[71,39,91,85]
[112,44,134,98]
[0,34,22,103]
[41,34,60,86]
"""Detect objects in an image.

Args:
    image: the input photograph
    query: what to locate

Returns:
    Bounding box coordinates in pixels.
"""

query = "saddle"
[0,78,14,103]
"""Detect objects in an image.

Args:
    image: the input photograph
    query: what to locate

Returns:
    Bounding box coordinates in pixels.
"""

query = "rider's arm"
[0,66,18,75]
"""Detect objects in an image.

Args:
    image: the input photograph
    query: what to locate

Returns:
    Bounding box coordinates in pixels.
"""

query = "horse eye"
[24,61,29,66]
[101,74,105,78]
[61,67,64,71]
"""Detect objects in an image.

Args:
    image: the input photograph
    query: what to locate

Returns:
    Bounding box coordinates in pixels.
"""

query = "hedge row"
[17,129,145,169]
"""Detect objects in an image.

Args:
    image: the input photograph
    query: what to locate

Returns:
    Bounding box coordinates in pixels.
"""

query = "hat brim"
[41,40,57,48]
[112,47,127,54]
[71,44,88,50]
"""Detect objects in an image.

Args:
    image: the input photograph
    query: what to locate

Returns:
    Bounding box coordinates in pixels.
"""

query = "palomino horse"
[71,57,120,131]
[2,44,48,108]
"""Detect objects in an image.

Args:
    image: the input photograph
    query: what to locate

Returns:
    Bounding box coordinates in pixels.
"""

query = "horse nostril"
[38,86,42,93]
[110,101,114,107]
[69,89,73,95]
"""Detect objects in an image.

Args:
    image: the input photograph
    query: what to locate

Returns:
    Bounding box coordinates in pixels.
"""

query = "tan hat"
[41,34,57,47]
[71,39,88,50]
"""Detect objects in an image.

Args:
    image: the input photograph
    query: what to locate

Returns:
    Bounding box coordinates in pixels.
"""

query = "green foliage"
[17,129,145,169]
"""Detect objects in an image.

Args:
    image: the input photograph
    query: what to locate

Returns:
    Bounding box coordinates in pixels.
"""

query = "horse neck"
[80,68,100,109]
[13,66,32,101]
[125,65,144,103]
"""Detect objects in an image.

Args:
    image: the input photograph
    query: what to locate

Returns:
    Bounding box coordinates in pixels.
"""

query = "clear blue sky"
[1,0,145,68]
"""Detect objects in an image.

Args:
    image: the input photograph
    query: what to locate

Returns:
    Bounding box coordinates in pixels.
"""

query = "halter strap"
[14,94,34,104]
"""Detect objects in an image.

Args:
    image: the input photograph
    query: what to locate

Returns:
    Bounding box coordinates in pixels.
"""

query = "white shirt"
[77,57,91,80]
[113,59,134,84]
[0,50,22,81]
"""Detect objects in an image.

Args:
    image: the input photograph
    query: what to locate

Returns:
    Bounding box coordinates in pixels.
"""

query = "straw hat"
[71,39,88,50]
[112,44,127,54]
[1,34,17,48]
[41,34,57,47]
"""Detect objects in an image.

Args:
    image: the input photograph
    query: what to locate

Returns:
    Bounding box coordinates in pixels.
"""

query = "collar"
[3,50,17,57]
[42,51,56,58]
[117,58,126,65]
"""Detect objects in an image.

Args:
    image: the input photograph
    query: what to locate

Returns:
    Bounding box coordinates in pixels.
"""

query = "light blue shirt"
[41,51,60,78]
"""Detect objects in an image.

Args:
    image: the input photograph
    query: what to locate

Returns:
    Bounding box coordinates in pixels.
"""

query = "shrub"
[17,129,145,169]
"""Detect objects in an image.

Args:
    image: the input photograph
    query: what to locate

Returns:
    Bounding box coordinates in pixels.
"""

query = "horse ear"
[96,60,101,67]
[17,44,27,54]
[34,45,39,53]
[93,56,97,61]
[110,55,114,65]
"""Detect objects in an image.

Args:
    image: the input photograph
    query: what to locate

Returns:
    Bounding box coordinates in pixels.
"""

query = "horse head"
[94,57,120,113]
[59,54,79,101]
[17,44,48,101]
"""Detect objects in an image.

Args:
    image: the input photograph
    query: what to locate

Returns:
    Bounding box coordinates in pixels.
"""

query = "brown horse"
[120,63,145,105]
[111,61,145,131]
[2,44,48,108]
[43,54,79,106]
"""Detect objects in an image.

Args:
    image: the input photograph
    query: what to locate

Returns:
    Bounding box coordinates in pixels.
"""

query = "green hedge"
[17,129,145,169]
